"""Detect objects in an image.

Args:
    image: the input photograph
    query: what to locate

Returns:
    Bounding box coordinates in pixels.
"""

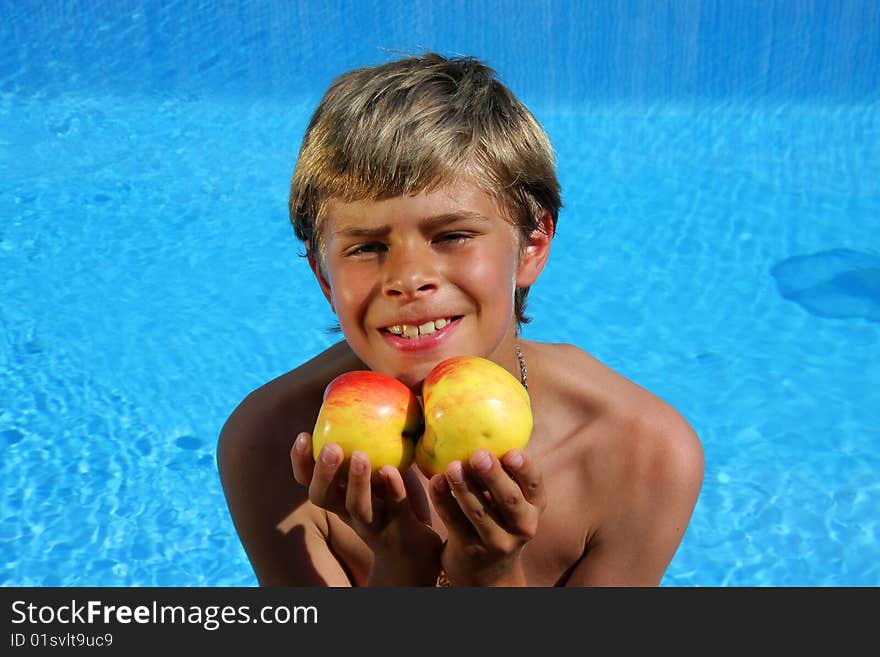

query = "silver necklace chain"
[515,342,528,391]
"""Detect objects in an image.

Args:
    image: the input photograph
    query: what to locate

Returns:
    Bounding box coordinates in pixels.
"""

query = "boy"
[218,53,704,586]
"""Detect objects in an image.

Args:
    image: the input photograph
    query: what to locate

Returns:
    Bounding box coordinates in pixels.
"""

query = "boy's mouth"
[382,316,461,339]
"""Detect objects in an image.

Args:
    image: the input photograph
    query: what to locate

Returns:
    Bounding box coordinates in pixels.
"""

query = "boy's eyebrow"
[332,211,492,238]
[421,211,493,229]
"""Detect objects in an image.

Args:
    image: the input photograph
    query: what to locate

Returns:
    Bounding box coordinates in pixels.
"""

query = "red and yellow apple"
[415,356,533,478]
[312,370,422,472]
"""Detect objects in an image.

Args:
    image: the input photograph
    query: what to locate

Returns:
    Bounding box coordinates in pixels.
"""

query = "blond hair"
[289,52,561,326]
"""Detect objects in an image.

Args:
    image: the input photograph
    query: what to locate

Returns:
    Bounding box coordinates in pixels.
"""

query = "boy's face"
[310,180,548,390]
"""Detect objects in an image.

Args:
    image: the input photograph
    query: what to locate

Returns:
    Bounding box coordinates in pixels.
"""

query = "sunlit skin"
[217,55,705,588]
[309,180,540,391]
[293,180,553,585]
[219,179,704,588]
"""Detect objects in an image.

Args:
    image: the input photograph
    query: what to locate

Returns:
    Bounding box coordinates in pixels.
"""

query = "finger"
[428,473,473,539]
[377,465,408,506]
[501,449,546,511]
[402,466,433,524]
[444,460,505,546]
[308,443,346,513]
[469,449,534,532]
[290,432,315,486]
[345,451,374,527]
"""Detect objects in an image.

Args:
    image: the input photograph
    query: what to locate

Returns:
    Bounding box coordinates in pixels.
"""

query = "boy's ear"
[306,242,335,311]
[516,210,554,287]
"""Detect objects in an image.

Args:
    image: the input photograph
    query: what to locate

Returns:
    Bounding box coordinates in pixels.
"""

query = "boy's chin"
[364,355,438,393]
[395,371,429,395]
[384,362,436,394]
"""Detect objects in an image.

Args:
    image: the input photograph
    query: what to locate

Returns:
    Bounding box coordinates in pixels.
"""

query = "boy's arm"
[565,406,704,587]
[217,392,371,586]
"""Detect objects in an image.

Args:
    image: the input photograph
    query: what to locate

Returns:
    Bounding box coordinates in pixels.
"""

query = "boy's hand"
[291,432,442,586]
[428,448,545,587]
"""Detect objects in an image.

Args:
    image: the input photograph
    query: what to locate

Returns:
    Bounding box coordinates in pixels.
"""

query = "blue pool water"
[1,1,878,586]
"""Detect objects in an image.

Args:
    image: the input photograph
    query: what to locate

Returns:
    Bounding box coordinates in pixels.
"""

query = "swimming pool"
[2,1,877,586]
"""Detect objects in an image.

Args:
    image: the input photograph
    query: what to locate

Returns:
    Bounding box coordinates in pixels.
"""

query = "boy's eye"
[435,232,473,244]
[345,243,386,256]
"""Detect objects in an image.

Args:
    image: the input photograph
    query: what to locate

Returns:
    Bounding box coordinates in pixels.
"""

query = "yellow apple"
[312,370,422,472]
[415,356,533,478]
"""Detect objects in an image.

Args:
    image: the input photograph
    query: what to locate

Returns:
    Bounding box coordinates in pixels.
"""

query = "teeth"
[386,317,453,339]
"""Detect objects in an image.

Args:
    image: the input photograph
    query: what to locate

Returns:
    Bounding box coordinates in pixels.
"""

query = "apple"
[312,370,423,472]
[415,356,533,478]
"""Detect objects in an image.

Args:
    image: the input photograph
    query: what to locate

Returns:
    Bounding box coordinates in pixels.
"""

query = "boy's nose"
[381,249,439,299]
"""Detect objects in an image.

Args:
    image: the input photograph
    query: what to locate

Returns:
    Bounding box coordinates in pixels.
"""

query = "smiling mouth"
[382,316,460,339]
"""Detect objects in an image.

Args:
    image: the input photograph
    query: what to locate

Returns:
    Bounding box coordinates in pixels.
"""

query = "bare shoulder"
[216,340,365,585]
[218,340,361,485]
[525,340,704,585]
[528,340,704,484]
[220,340,363,441]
